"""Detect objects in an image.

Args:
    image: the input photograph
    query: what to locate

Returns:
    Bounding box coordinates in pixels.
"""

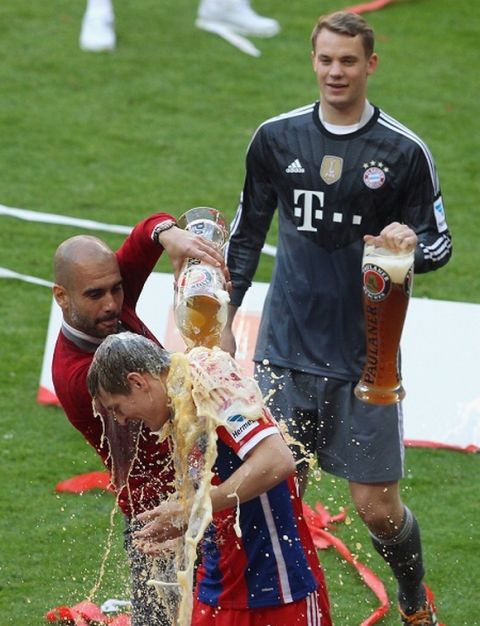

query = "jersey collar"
[61,321,104,353]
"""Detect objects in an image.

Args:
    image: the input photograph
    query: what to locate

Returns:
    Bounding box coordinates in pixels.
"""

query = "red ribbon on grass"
[55,471,112,494]
[344,0,397,14]
[303,502,390,625]
[45,601,129,625]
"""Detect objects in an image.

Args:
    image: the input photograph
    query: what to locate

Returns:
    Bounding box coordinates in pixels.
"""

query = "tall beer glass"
[174,207,229,349]
[354,244,414,405]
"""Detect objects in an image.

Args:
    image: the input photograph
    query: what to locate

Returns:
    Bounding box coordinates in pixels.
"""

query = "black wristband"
[151,220,177,244]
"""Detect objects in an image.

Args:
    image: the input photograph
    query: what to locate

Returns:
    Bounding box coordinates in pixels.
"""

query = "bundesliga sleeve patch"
[433,196,448,232]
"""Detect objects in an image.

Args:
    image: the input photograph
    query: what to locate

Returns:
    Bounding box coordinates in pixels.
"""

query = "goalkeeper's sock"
[370,506,427,613]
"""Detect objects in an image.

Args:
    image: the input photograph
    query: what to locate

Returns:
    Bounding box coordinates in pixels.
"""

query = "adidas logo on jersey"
[286,159,305,173]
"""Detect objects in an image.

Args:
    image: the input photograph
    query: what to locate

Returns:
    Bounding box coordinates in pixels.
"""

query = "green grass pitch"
[0,1,478,624]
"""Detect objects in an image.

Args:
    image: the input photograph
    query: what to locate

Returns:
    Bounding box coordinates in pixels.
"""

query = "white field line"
[0,204,277,286]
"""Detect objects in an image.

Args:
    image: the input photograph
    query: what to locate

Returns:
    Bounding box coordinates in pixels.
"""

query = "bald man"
[52,212,225,626]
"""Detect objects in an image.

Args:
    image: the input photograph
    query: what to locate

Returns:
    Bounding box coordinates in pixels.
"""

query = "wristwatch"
[152,219,177,244]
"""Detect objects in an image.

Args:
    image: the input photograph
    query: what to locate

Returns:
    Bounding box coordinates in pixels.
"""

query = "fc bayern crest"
[363,161,388,189]
[363,264,391,301]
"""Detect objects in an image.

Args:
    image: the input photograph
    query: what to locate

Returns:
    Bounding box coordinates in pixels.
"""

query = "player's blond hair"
[311,11,375,58]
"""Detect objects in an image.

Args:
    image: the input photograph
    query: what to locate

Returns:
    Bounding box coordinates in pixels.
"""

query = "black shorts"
[255,363,405,483]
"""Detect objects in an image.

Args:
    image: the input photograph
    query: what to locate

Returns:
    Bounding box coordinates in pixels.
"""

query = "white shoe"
[196,0,280,38]
[80,10,116,52]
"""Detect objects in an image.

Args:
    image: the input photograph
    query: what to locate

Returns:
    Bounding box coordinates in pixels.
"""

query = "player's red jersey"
[194,407,329,621]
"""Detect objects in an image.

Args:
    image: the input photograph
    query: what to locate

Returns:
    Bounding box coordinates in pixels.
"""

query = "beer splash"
[90,404,173,618]
[85,503,122,604]
[148,347,264,625]
[257,360,317,473]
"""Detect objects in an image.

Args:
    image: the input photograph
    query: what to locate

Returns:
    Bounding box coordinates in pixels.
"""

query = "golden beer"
[174,207,229,349]
[181,295,223,348]
[175,261,228,349]
[354,245,414,405]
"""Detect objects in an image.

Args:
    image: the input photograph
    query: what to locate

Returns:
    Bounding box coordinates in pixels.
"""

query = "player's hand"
[158,226,229,282]
[220,304,238,357]
[133,500,186,555]
[220,325,237,357]
[364,222,417,253]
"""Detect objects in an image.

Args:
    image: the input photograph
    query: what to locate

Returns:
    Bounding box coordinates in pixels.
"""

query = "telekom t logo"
[293,189,362,231]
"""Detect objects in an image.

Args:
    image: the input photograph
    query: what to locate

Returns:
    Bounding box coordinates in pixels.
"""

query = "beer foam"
[364,247,413,284]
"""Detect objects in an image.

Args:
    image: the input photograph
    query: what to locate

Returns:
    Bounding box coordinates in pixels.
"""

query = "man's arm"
[157,225,227,281]
[365,144,452,273]
[118,213,228,307]
[210,432,295,512]
[133,433,295,550]
[400,145,452,273]
[220,302,239,356]
[221,128,278,355]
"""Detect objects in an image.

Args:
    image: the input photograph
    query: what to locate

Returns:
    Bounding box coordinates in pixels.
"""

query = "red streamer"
[55,471,112,494]
[343,0,397,14]
[45,601,130,625]
[405,439,479,453]
[303,502,390,625]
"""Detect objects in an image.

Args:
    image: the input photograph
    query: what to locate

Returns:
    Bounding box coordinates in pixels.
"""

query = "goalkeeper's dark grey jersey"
[227,101,452,381]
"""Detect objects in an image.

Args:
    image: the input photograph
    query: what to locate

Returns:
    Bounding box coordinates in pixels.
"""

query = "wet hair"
[311,11,375,58]
[87,332,171,397]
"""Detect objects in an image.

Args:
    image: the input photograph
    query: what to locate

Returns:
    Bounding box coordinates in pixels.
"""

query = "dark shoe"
[399,585,443,625]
